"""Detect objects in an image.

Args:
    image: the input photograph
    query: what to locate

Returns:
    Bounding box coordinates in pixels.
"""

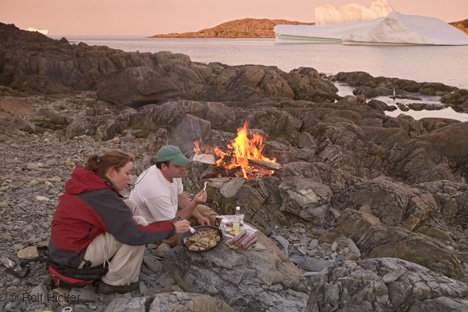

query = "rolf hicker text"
[9,291,80,303]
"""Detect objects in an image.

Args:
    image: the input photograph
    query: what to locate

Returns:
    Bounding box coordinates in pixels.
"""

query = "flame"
[193,122,277,179]
[194,140,212,155]
[194,140,201,155]
[214,122,276,179]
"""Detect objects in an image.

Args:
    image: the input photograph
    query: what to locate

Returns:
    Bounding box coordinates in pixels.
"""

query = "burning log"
[193,122,280,179]
[247,158,281,170]
[193,153,281,171]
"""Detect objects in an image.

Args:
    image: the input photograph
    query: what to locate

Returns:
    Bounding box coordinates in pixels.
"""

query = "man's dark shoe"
[97,280,139,295]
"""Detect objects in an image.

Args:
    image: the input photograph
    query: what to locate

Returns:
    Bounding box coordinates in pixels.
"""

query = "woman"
[48,150,190,294]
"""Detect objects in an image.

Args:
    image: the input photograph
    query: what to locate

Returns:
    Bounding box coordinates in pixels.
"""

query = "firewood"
[247,158,281,170]
[206,154,281,171]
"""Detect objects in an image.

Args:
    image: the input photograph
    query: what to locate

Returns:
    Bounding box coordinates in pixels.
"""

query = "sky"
[0,0,467,36]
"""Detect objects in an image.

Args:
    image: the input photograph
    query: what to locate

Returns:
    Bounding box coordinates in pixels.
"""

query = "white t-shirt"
[129,165,183,223]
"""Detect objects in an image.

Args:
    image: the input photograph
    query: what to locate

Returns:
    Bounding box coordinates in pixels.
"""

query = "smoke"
[315,0,393,25]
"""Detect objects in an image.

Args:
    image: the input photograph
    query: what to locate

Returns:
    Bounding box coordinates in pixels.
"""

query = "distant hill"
[449,19,468,34]
[151,18,313,38]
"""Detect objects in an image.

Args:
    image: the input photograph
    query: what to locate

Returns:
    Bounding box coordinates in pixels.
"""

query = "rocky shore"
[1,22,468,311]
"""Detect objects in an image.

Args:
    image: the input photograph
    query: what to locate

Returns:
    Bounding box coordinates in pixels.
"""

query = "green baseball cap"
[156,145,190,166]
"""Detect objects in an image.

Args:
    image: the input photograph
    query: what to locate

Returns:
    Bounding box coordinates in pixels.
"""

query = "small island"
[150,18,313,38]
[449,19,468,34]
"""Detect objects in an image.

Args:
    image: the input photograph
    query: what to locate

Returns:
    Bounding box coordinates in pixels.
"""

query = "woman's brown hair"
[85,150,134,178]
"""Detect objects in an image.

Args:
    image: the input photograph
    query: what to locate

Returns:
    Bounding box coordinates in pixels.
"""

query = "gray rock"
[220,178,246,199]
[164,233,305,312]
[97,66,180,107]
[291,256,334,272]
[271,235,289,257]
[104,297,150,312]
[149,292,234,312]
[69,285,97,302]
[143,255,163,274]
[16,246,39,259]
[307,258,468,312]
[279,177,332,222]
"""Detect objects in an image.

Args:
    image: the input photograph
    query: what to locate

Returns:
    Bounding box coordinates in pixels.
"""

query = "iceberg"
[26,27,49,35]
[274,11,468,46]
[315,0,393,25]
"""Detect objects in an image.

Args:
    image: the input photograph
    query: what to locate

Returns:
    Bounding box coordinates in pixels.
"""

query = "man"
[130,145,217,241]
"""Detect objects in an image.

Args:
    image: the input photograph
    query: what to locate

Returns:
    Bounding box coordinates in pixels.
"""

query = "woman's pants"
[80,199,144,286]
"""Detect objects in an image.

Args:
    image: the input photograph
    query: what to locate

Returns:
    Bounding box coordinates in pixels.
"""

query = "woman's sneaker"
[97,280,139,295]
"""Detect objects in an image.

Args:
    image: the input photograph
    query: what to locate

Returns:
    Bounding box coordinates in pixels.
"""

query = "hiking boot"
[97,280,139,295]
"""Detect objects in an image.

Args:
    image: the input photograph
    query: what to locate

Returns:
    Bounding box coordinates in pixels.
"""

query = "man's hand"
[173,219,190,234]
[196,215,210,226]
[192,189,207,205]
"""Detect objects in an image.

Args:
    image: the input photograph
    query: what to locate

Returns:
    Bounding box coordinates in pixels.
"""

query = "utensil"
[175,216,196,234]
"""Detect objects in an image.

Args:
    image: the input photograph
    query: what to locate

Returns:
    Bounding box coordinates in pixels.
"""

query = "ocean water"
[58,36,468,120]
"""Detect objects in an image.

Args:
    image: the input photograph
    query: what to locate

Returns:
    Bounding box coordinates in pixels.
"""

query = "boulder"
[171,114,212,154]
[419,123,468,180]
[104,293,233,312]
[143,100,205,128]
[441,89,468,106]
[417,180,468,232]
[96,66,180,107]
[204,102,237,131]
[333,210,466,282]
[65,113,96,138]
[286,67,338,103]
[244,107,302,142]
[164,232,306,312]
[278,177,333,223]
[368,99,395,111]
[343,176,437,230]
[307,258,468,312]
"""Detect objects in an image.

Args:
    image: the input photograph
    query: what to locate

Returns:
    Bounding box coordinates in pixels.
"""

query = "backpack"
[2,246,108,289]
[47,260,108,289]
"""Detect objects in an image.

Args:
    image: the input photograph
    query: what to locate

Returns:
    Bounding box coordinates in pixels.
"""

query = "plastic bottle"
[232,206,241,235]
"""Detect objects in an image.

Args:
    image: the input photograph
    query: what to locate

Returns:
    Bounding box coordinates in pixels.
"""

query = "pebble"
[16,246,39,259]
[13,243,24,250]
[143,255,163,274]
[36,195,50,202]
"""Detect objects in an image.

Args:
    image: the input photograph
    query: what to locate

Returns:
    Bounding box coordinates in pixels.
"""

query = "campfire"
[193,122,280,179]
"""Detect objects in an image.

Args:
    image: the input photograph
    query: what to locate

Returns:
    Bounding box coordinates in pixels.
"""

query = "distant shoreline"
[150,18,313,39]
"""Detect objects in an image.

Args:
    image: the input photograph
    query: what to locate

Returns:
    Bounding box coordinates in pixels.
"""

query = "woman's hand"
[173,219,190,234]
[193,189,207,205]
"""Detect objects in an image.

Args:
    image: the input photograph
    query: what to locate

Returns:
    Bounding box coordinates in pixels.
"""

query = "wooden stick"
[247,158,282,170]
[196,154,281,170]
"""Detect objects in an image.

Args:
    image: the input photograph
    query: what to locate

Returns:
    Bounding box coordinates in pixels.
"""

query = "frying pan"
[179,225,223,253]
